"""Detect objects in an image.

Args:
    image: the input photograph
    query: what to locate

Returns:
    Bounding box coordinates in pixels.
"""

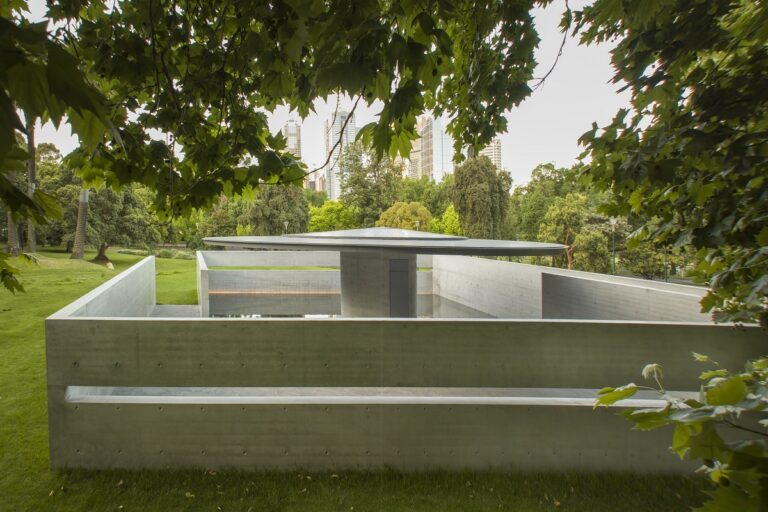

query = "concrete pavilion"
[203,227,566,318]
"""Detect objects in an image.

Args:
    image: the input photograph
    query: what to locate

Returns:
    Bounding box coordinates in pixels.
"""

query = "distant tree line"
[0,140,691,281]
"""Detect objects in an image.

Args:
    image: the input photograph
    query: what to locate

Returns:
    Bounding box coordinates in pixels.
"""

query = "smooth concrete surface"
[50,395,686,472]
[204,227,566,257]
[542,273,710,322]
[47,253,764,472]
[47,317,765,470]
[433,255,543,318]
[198,251,433,318]
[46,319,765,392]
[49,256,156,318]
[433,255,709,321]
[340,251,417,317]
[201,250,341,268]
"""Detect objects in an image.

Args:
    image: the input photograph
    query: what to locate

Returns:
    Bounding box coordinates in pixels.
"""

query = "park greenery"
[1,0,767,510]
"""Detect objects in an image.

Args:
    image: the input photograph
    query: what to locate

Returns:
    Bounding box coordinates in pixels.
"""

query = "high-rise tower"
[324,110,356,200]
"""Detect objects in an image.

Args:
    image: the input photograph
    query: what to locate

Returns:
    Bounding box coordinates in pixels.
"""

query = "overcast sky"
[28,0,629,186]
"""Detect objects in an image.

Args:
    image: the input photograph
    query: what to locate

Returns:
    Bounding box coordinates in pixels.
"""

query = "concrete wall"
[433,256,709,322]
[433,256,543,318]
[200,251,433,269]
[200,251,432,318]
[49,257,156,318]
[542,273,710,322]
[47,314,765,470]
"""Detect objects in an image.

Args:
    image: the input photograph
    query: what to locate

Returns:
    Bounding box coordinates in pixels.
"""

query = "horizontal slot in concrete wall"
[49,257,155,318]
[542,273,710,322]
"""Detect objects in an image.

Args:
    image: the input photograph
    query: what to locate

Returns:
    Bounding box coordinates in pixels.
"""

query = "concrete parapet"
[49,256,156,318]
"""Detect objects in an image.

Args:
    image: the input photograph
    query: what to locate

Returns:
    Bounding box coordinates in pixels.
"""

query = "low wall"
[47,256,765,472]
[47,313,765,470]
[49,256,155,318]
[433,256,708,321]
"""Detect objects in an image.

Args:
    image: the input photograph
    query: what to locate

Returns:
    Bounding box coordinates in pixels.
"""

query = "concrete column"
[340,251,417,317]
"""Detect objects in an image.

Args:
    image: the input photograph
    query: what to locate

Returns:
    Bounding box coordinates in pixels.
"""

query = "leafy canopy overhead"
[3,0,542,219]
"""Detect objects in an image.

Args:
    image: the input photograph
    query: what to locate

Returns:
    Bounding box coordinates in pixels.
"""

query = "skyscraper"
[408,117,423,179]
[479,136,502,170]
[282,118,302,160]
[324,110,356,200]
[419,116,453,182]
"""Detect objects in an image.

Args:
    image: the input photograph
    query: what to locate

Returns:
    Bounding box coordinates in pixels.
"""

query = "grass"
[0,248,706,511]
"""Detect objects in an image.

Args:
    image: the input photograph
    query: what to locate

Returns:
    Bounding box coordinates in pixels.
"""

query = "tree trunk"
[566,245,575,270]
[70,188,89,259]
[6,212,20,256]
[92,242,111,264]
[25,120,36,253]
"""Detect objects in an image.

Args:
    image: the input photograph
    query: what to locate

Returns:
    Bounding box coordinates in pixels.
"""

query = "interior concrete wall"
[49,257,156,318]
[432,256,543,318]
[47,316,765,470]
[432,256,709,322]
[200,250,341,268]
[200,251,433,318]
[542,273,710,322]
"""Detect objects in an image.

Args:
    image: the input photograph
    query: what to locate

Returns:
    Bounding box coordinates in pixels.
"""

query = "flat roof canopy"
[203,227,566,257]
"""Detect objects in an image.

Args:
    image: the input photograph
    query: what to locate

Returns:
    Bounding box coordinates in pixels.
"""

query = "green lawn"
[0,248,705,511]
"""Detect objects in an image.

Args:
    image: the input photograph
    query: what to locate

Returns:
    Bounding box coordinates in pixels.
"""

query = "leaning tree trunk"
[25,120,36,253]
[6,212,20,256]
[70,189,89,259]
[92,242,111,265]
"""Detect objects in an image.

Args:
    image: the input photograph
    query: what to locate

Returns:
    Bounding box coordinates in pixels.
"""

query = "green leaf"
[594,383,638,408]
[672,423,691,458]
[6,61,50,119]
[696,484,754,512]
[316,63,372,94]
[706,376,747,406]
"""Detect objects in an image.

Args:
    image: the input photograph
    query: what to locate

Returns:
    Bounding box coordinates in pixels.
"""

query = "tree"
[198,196,246,240]
[572,226,610,274]
[339,143,402,227]
[3,0,542,290]
[309,201,359,232]
[452,156,511,239]
[505,164,576,241]
[376,202,432,231]
[398,175,453,219]
[303,189,327,208]
[430,203,463,236]
[238,185,308,236]
[537,193,587,270]
[577,2,768,508]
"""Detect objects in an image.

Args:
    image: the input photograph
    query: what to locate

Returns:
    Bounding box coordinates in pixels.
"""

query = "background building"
[419,116,453,182]
[479,136,502,170]
[324,110,356,200]
[282,119,302,160]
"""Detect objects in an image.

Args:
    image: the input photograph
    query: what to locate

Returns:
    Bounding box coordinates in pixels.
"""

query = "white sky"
[28,0,629,186]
